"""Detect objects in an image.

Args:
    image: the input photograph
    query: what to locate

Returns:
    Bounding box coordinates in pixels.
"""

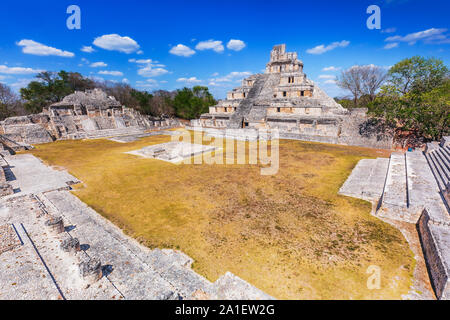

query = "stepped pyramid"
[196,44,346,130]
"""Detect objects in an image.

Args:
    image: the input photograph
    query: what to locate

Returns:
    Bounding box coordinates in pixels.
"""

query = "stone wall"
[418,209,450,300]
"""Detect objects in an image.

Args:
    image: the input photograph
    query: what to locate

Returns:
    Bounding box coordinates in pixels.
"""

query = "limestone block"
[45,216,64,234]
[79,257,103,284]
[60,237,81,254]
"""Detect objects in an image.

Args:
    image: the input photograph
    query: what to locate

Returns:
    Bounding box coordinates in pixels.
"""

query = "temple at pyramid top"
[265,44,304,74]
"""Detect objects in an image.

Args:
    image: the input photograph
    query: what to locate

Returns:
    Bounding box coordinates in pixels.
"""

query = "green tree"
[172,86,215,119]
[369,56,449,141]
[130,89,154,115]
[20,71,95,113]
[386,56,448,95]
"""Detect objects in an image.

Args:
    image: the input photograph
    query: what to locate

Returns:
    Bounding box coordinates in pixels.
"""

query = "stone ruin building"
[0,88,180,150]
[191,44,392,149]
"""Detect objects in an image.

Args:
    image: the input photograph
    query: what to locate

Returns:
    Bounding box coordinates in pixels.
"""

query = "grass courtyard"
[30,131,415,299]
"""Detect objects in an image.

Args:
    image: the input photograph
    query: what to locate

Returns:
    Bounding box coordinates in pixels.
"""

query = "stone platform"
[126,142,220,163]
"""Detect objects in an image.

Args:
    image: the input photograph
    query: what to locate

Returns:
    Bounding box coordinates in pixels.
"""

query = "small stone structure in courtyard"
[126,142,219,163]
[191,44,392,149]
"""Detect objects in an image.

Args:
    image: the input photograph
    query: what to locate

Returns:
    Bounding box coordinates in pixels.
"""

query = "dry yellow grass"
[30,132,415,299]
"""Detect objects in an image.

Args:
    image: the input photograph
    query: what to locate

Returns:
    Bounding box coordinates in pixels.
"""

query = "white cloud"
[384,43,399,49]
[169,44,196,57]
[17,40,75,57]
[319,75,336,79]
[324,79,337,84]
[226,39,246,51]
[177,77,202,84]
[385,28,449,45]
[211,72,219,77]
[81,46,95,53]
[0,65,43,74]
[137,50,144,55]
[122,78,129,84]
[129,58,151,64]
[98,70,124,76]
[196,40,224,53]
[306,40,350,55]
[137,66,169,77]
[93,34,140,54]
[90,62,107,68]
[130,58,169,78]
[210,71,252,84]
[322,66,341,72]
[129,58,165,67]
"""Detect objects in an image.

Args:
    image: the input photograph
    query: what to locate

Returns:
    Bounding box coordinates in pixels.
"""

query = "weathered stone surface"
[338,158,389,202]
[418,210,450,300]
[440,136,450,148]
[45,216,64,234]
[126,142,219,163]
[60,237,80,253]
[0,224,21,255]
[79,256,103,284]
[213,272,274,300]
[1,154,80,200]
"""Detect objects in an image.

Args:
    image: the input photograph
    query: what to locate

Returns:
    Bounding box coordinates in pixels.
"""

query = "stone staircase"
[228,74,269,129]
[339,146,450,299]
[338,158,389,202]
[425,137,450,209]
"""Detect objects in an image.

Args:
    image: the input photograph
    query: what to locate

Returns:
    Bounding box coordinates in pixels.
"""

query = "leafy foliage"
[20,71,95,113]
[172,86,216,119]
[369,57,449,141]
[18,71,215,119]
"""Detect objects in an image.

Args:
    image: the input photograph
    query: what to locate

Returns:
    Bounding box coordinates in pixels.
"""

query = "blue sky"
[0,0,449,99]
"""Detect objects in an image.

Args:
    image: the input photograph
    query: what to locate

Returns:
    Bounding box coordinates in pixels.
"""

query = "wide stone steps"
[426,148,450,192]
[433,151,450,183]
[338,158,389,202]
[437,148,450,170]
[228,75,268,129]
[84,127,146,139]
[381,152,408,209]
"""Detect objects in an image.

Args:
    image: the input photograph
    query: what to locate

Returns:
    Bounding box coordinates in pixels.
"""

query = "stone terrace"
[339,138,450,300]
[0,153,272,300]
